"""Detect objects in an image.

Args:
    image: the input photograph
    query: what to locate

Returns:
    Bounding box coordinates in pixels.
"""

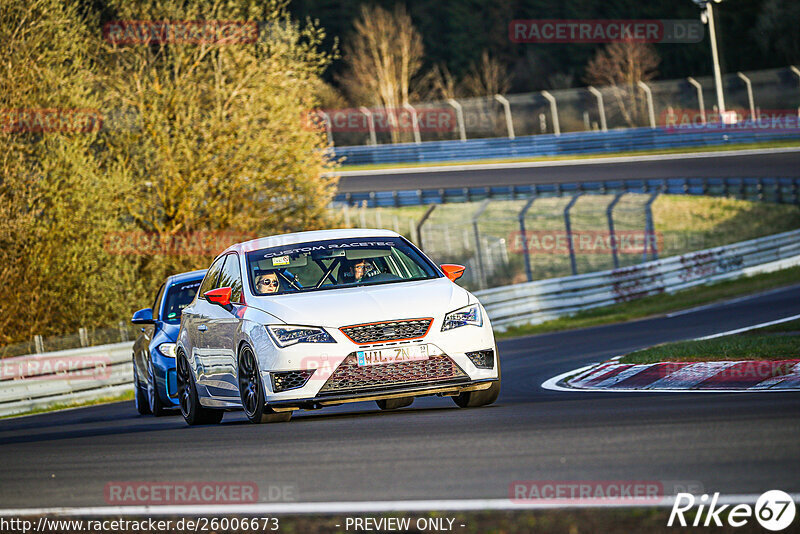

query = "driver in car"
[340,258,376,284]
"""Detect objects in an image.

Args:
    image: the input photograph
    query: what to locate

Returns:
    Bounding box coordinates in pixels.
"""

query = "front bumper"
[268,378,497,411]
[255,312,498,407]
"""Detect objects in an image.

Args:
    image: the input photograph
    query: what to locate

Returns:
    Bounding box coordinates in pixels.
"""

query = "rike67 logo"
[668,490,796,531]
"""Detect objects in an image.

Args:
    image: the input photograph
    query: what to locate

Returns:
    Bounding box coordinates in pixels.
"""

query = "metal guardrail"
[1,230,798,416]
[475,228,800,330]
[335,176,800,207]
[331,127,800,166]
[0,342,132,417]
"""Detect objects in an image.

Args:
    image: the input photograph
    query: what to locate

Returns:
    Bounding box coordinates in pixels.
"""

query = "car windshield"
[162,279,202,323]
[246,237,439,295]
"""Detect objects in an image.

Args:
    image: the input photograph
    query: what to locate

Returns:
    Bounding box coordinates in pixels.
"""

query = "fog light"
[271,370,314,392]
[465,349,494,369]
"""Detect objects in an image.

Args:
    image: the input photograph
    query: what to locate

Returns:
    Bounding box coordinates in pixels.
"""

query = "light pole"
[693,0,726,117]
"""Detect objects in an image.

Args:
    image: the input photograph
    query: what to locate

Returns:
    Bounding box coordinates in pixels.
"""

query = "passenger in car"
[255,272,280,294]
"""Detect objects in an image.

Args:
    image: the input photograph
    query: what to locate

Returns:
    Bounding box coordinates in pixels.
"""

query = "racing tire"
[376,397,414,410]
[177,351,224,425]
[133,363,151,415]
[146,358,168,417]
[238,345,292,424]
[453,357,501,408]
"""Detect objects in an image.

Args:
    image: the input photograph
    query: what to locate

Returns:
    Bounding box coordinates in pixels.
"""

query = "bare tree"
[339,4,424,142]
[461,51,510,97]
[417,63,458,101]
[584,41,660,127]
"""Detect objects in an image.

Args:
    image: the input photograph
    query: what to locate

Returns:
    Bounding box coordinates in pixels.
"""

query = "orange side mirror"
[204,286,232,307]
[440,264,466,282]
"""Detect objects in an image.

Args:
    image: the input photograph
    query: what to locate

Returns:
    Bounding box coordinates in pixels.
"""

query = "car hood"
[249,277,471,327]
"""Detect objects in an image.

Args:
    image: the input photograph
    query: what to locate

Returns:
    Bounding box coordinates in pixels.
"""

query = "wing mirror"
[131,308,154,324]
[440,264,466,282]
[204,287,233,310]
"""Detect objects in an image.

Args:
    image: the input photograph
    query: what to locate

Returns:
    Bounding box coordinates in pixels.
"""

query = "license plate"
[357,345,429,366]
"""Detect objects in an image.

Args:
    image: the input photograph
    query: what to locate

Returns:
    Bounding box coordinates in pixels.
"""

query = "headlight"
[266,325,336,348]
[157,342,177,358]
[442,304,483,331]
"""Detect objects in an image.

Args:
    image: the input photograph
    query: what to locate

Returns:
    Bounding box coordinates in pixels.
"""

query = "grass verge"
[619,335,799,364]
[337,139,800,172]
[496,266,800,340]
[0,390,134,420]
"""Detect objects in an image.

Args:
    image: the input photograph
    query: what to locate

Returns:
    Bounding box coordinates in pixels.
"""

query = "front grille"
[271,370,314,392]
[319,353,468,394]
[340,318,433,345]
[465,349,495,369]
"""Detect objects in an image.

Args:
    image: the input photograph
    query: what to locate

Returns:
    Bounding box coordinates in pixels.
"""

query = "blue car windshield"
[245,237,440,295]
[163,280,202,323]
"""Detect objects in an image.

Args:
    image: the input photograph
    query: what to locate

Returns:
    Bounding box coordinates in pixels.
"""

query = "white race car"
[176,229,500,424]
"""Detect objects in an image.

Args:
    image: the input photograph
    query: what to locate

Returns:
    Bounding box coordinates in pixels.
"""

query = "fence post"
[447,98,467,141]
[687,77,706,124]
[587,86,607,132]
[79,327,89,348]
[637,81,656,128]
[518,197,537,282]
[736,72,755,119]
[119,321,128,343]
[359,201,367,228]
[317,110,333,146]
[644,193,660,261]
[791,67,800,97]
[343,205,351,227]
[472,200,491,289]
[34,335,44,354]
[403,103,422,144]
[606,193,625,269]
[359,106,377,146]
[564,194,582,276]
[416,204,437,251]
[540,91,560,135]
[494,94,515,139]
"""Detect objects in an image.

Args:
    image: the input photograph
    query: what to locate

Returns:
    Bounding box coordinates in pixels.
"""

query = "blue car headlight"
[442,304,483,331]
[157,342,177,358]
[266,325,336,348]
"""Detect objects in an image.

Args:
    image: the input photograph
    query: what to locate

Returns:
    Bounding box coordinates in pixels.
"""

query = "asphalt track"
[335,148,800,193]
[1,285,799,509]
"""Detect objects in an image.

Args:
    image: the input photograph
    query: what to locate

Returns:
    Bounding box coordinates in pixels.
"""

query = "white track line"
[541,365,597,392]
[331,146,800,177]
[3,494,797,516]
[695,313,800,340]
[667,284,800,318]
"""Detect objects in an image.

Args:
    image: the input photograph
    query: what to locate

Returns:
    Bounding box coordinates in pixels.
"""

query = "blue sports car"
[131,270,206,415]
